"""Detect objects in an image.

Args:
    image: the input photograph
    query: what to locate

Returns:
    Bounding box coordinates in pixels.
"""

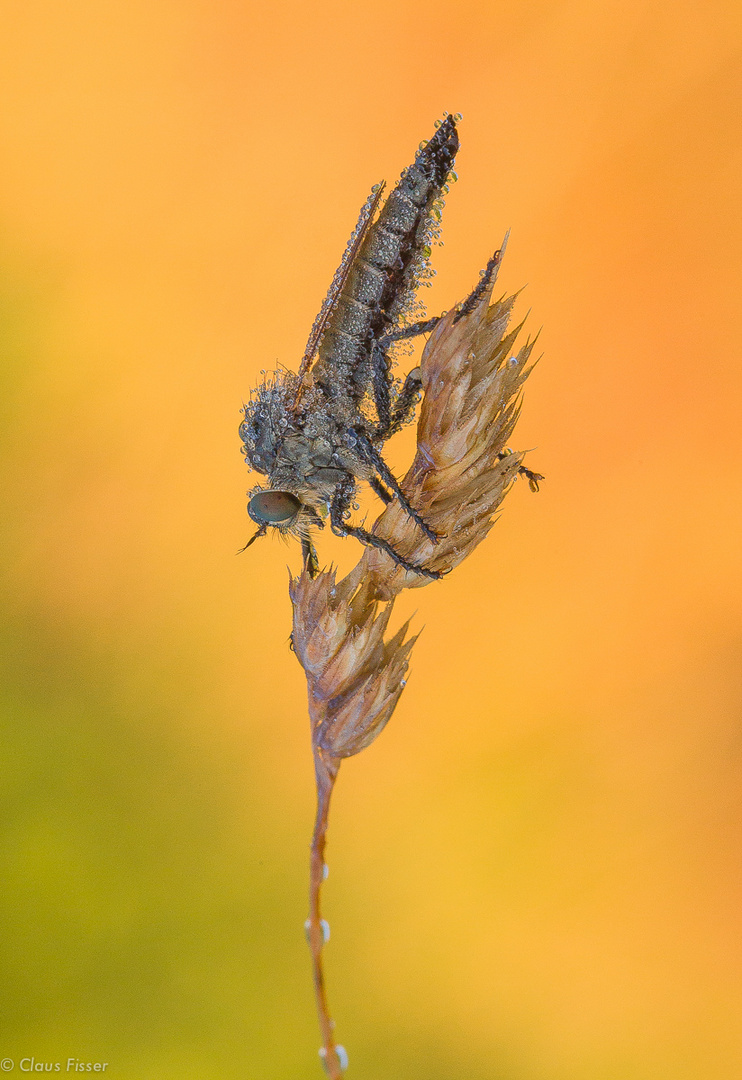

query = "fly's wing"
[294,182,385,399]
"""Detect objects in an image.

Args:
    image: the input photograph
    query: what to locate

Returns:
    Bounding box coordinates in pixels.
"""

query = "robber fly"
[239,113,503,578]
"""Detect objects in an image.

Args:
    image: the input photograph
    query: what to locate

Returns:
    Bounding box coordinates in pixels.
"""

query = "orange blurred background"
[1,2,741,1078]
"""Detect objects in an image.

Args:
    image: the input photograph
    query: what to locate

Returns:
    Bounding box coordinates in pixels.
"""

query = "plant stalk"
[308,747,342,1079]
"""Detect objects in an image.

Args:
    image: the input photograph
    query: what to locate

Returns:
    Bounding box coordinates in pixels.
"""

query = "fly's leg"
[330,477,442,580]
[352,430,441,544]
[369,475,393,504]
[453,247,503,324]
[498,450,545,492]
[301,535,320,578]
[371,317,439,434]
[371,340,421,437]
[374,245,502,435]
[379,316,441,346]
[371,340,392,434]
[389,366,422,433]
[375,242,503,420]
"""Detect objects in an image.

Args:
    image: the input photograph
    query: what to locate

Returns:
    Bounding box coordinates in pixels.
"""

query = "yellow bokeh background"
[2,2,741,1077]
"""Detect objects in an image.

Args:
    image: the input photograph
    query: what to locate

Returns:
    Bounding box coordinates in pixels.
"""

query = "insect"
[239,114,529,578]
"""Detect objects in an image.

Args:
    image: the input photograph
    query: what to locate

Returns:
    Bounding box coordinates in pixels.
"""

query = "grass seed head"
[290,265,539,758]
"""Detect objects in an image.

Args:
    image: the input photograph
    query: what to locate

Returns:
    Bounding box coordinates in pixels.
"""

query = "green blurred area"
[0,272,312,1080]
[0,584,308,1079]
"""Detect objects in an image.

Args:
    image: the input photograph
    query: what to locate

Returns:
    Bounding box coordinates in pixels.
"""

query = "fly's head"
[242,482,326,550]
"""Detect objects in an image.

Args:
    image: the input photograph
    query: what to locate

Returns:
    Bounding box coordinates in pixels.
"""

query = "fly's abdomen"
[367,114,459,324]
[313,115,459,408]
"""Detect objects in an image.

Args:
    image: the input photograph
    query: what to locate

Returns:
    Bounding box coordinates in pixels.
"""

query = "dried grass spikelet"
[290,259,539,760]
[290,562,418,759]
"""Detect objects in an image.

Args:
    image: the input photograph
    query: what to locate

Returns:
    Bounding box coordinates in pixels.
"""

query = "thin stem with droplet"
[307,748,343,1080]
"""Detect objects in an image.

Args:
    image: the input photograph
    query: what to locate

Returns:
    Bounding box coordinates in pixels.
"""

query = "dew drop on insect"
[508,355,519,366]
[418,139,429,151]
[352,502,359,511]
[320,919,330,942]
[322,863,329,881]
[454,111,463,121]
[448,169,458,184]
[434,119,442,129]
[303,919,311,942]
[401,679,407,687]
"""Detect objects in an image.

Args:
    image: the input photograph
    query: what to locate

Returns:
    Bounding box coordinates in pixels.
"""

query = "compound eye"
[248,490,302,525]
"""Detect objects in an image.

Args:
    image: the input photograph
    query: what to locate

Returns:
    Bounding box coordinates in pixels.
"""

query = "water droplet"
[448,169,458,184]
[441,183,450,194]
[418,139,429,151]
[319,1046,348,1073]
[401,679,407,687]
[434,119,442,129]
[508,355,519,367]
[454,111,463,121]
[322,863,329,880]
[304,918,331,944]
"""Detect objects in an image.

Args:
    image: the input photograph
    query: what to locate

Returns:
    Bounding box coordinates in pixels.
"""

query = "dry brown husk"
[290,262,539,761]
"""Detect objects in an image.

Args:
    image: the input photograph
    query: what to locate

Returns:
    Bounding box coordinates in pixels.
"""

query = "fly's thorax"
[326,433,374,483]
